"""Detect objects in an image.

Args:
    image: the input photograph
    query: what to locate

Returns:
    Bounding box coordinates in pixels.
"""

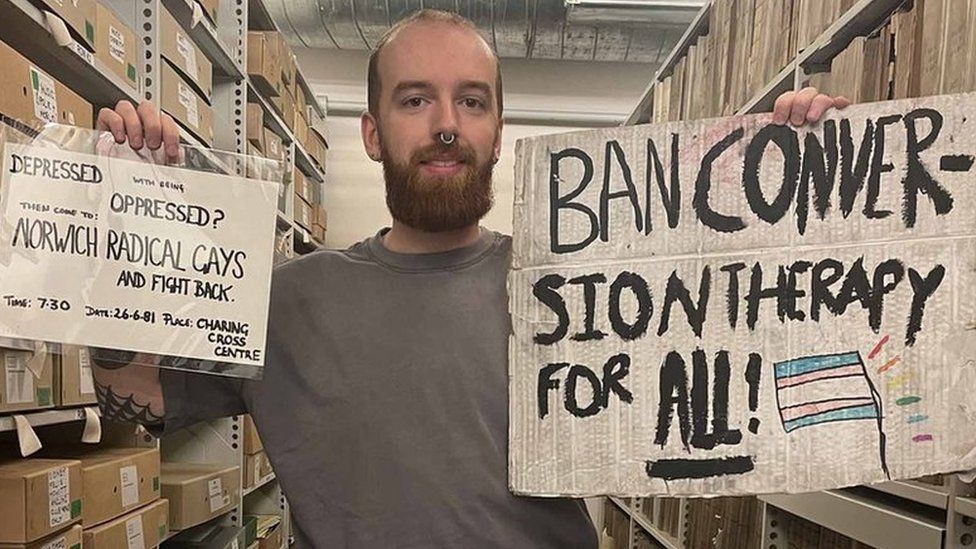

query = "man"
[92,9,849,548]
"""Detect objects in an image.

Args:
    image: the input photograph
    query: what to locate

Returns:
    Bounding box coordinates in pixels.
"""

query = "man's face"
[361,21,503,232]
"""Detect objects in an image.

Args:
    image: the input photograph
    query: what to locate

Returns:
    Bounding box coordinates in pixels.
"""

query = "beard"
[381,134,495,233]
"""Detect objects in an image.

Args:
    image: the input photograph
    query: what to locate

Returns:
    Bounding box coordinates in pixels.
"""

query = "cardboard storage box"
[264,129,284,163]
[294,196,314,232]
[292,168,312,206]
[39,447,160,528]
[160,61,214,146]
[161,463,240,530]
[54,345,96,407]
[246,515,282,549]
[82,498,168,548]
[0,459,82,543]
[94,3,138,92]
[0,347,54,414]
[271,86,295,128]
[242,415,263,455]
[246,103,265,152]
[0,39,93,128]
[308,129,328,171]
[247,31,280,96]
[293,108,308,150]
[0,524,82,549]
[35,0,96,51]
[243,451,272,489]
[160,7,213,100]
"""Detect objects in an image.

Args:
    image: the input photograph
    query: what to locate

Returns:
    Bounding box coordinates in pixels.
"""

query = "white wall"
[295,47,654,248]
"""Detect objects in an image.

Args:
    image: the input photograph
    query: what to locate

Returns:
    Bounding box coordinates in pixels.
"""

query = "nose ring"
[438,132,456,146]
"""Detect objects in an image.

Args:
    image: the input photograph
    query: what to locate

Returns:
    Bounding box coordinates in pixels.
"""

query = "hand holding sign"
[96,100,182,164]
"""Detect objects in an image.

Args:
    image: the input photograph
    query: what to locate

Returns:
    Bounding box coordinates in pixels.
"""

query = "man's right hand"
[96,100,182,163]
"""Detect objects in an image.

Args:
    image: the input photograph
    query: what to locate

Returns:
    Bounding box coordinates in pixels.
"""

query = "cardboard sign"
[509,93,976,496]
[0,143,278,368]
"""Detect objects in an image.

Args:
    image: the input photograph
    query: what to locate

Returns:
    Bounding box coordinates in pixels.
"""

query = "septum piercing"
[438,132,456,145]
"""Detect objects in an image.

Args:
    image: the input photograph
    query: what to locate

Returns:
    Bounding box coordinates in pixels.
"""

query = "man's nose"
[432,100,460,139]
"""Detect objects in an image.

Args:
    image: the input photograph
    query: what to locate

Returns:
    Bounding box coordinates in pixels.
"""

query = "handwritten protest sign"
[0,142,278,373]
[509,93,976,496]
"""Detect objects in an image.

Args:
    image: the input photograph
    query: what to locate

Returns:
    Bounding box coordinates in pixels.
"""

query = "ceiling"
[264,0,703,64]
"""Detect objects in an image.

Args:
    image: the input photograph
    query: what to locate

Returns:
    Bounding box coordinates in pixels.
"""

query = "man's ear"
[361,111,382,162]
[493,118,504,163]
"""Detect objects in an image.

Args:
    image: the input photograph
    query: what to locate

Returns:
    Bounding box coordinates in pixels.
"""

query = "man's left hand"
[772,87,851,126]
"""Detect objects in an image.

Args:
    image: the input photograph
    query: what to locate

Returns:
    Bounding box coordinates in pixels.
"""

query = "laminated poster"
[509,93,976,496]
[0,127,280,379]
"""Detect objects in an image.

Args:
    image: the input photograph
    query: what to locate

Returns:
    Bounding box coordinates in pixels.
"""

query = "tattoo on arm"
[94,379,163,425]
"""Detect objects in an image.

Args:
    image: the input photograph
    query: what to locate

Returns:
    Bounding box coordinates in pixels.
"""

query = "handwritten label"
[510,92,976,496]
[120,465,139,507]
[78,347,94,395]
[40,536,66,549]
[48,467,70,527]
[29,68,58,124]
[0,143,278,370]
[125,515,145,549]
[176,33,198,82]
[5,352,33,404]
[109,25,126,65]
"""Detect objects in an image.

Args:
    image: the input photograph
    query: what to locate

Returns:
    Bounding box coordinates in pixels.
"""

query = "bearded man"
[91,9,848,548]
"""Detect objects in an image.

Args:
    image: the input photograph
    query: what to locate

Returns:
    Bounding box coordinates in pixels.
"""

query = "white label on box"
[5,352,33,404]
[120,465,139,508]
[176,33,198,81]
[208,477,223,512]
[125,516,146,549]
[29,67,58,124]
[177,82,199,129]
[109,25,126,64]
[78,348,94,395]
[70,41,94,65]
[40,536,66,549]
[48,467,70,527]
[253,457,260,484]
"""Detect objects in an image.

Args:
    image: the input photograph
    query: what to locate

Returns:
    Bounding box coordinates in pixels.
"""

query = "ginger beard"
[380,131,496,232]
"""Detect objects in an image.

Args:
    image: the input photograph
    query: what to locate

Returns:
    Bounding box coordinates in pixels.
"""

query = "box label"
[177,82,199,129]
[5,352,34,404]
[48,466,71,527]
[125,515,145,549]
[109,25,126,65]
[253,457,260,484]
[41,536,66,549]
[176,33,198,82]
[29,68,58,124]
[120,465,139,507]
[69,40,94,66]
[78,348,94,395]
[207,477,223,513]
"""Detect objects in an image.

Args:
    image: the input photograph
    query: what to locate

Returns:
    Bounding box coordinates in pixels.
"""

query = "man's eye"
[404,97,426,108]
[462,97,486,109]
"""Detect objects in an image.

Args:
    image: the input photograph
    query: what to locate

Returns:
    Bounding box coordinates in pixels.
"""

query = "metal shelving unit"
[0,0,330,544]
[616,0,975,546]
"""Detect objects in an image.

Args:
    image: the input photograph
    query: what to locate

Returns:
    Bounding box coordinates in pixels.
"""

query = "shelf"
[627,0,906,122]
[248,80,291,143]
[247,0,277,31]
[276,210,293,230]
[293,225,321,253]
[294,69,326,120]
[869,480,950,510]
[244,472,276,496]
[760,490,945,548]
[0,0,142,108]
[624,0,712,125]
[608,497,681,549]
[176,126,234,175]
[956,497,976,520]
[0,406,97,432]
[161,0,243,80]
[294,140,324,183]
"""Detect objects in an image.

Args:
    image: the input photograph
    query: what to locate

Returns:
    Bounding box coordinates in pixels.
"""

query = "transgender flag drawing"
[774,351,889,476]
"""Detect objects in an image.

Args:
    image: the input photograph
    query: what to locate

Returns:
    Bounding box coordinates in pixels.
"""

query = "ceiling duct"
[263,0,703,63]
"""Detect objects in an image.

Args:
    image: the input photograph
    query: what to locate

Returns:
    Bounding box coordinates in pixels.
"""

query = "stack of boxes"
[160,461,240,531]
[0,446,167,548]
[159,6,215,146]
